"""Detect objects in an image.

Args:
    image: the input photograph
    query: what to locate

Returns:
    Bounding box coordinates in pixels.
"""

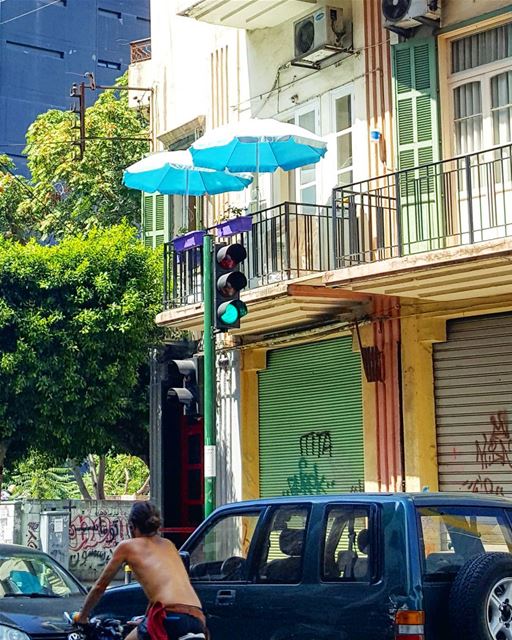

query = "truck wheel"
[450,552,512,639]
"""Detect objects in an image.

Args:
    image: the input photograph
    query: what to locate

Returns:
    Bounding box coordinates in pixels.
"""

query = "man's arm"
[75,541,130,623]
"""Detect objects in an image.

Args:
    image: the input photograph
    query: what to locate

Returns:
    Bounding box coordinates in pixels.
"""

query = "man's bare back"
[75,502,206,640]
[120,535,201,608]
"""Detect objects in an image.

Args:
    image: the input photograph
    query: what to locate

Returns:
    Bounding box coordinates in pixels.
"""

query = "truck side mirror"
[179,550,191,573]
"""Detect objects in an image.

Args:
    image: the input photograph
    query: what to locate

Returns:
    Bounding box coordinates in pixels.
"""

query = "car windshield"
[418,506,512,578]
[0,552,82,598]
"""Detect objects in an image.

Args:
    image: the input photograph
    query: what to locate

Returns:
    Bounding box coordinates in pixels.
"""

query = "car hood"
[0,594,85,634]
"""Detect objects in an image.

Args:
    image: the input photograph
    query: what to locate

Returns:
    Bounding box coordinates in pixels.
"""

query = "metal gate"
[258,337,363,498]
[434,314,512,497]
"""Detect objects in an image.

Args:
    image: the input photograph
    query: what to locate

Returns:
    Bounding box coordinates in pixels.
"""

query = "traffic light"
[167,356,203,416]
[214,243,249,331]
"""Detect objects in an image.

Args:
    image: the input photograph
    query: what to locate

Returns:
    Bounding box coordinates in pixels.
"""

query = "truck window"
[418,506,512,578]
[255,506,310,584]
[188,511,261,582]
[322,506,372,582]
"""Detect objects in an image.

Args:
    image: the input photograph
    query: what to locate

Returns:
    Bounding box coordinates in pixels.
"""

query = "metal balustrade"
[163,202,332,309]
[332,142,512,268]
[162,143,512,309]
[130,38,152,63]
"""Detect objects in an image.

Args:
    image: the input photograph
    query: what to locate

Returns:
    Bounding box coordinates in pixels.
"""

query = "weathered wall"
[0,502,20,544]
[216,348,242,506]
[441,0,512,28]
[0,500,135,583]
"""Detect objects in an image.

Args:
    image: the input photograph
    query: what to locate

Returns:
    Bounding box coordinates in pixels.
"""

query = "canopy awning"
[177,0,316,29]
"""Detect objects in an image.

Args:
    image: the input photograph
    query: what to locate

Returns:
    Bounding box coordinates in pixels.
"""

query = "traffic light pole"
[203,234,216,517]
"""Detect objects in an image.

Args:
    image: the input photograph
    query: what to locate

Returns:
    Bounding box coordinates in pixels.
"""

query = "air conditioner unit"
[293,5,352,67]
[382,0,440,29]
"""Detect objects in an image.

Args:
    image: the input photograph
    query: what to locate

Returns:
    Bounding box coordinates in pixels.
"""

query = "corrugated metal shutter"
[434,314,512,498]
[258,337,363,498]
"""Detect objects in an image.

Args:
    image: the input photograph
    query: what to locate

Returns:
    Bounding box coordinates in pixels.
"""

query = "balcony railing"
[163,202,332,309]
[162,144,512,311]
[332,142,512,268]
[130,38,152,63]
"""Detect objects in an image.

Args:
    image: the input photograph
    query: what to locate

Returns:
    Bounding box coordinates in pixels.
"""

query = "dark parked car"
[0,544,86,639]
[93,493,512,640]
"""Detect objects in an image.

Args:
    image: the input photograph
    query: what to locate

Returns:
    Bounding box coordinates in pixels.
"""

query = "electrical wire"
[232,36,390,113]
[0,0,63,25]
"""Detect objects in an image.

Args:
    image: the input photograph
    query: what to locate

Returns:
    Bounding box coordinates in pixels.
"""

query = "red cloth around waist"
[146,602,207,640]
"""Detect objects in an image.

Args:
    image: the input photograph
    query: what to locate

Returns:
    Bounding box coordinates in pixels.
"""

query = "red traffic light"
[216,243,247,269]
[216,271,247,297]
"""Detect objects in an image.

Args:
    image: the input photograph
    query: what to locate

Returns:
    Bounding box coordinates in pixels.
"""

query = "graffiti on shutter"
[435,315,512,498]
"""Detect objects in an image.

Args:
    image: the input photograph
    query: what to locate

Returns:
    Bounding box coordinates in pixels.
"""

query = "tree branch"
[97,455,106,500]
[123,467,130,495]
[136,474,150,496]
[69,461,92,500]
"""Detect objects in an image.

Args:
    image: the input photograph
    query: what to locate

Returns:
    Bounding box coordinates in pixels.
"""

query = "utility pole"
[69,72,153,159]
[70,82,86,159]
[203,234,216,517]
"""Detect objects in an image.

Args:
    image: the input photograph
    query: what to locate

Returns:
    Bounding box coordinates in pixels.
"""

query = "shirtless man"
[75,502,207,640]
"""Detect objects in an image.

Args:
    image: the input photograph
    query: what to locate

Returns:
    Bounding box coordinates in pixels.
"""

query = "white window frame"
[330,84,354,187]
[279,99,321,207]
[448,45,512,153]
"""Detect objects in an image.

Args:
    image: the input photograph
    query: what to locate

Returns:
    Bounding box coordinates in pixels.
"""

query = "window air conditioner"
[382,0,440,30]
[293,5,352,67]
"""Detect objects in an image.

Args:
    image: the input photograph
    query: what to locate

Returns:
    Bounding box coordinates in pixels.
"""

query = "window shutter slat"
[144,195,154,236]
[155,195,165,231]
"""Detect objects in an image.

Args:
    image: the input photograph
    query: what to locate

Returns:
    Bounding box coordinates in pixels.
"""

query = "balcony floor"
[324,236,512,303]
[156,274,371,335]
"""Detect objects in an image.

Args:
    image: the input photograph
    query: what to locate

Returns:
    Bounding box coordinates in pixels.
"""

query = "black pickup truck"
[94,493,512,640]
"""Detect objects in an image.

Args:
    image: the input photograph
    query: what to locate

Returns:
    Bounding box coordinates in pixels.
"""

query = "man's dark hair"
[129,501,161,535]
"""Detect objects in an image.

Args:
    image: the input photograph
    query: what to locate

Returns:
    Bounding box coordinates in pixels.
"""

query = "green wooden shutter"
[258,337,363,498]
[142,194,154,248]
[142,193,171,248]
[393,38,441,253]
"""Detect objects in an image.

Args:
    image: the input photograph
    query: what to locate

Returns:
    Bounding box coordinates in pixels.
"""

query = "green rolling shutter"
[142,193,171,248]
[258,337,363,498]
[393,38,441,253]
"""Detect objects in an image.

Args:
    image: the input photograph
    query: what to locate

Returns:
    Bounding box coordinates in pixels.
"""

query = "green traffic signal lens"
[218,300,249,326]
[219,302,240,325]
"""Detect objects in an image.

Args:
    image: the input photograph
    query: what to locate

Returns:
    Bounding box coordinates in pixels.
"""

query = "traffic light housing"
[214,243,248,331]
[167,356,203,416]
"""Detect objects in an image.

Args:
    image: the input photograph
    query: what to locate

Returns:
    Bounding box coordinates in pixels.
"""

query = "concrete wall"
[216,348,242,506]
[0,500,135,583]
[441,0,512,27]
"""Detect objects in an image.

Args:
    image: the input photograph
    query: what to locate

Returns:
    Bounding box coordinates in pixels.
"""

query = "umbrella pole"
[184,171,189,229]
[255,143,260,211]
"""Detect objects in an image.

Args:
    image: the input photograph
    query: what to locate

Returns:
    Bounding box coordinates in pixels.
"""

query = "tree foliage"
[24,73,149,236]
[0,155,36,240]
[6,451,149,500]
[9,453,80,500]
[0,225,162,490]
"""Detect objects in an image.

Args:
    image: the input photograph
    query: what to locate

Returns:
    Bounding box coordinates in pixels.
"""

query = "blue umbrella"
[190,118,328,173]
[123,149,253,195]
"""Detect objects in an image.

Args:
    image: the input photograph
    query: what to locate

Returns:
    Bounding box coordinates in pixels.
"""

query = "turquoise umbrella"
[123,149,253,195]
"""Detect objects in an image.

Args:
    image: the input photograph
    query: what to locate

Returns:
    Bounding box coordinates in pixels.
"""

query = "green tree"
[24,73,149,236]
[9,453,81,500]
[7,452,149,500]
[0,224,162,492]
[0,155,36,240]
